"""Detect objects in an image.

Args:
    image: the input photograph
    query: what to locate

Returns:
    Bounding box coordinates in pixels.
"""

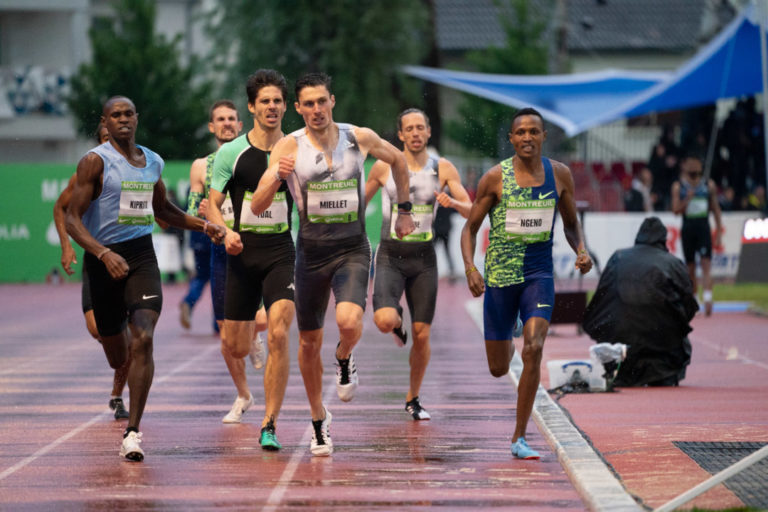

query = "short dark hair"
[209,99,238,122]
[245,69,288,105]
[294,72,332,100]
[511,107,544,130]
[397,108,430,131]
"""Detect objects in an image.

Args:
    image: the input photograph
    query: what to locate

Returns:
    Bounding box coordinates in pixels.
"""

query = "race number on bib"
[686,197,709,218]
[390,204,433,242]
[240,190,289,233]
[307,179,359,224]
[118,181,154,225]
[504,198,555,242]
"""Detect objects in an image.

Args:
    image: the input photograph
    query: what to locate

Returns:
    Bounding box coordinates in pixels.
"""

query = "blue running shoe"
[511,437,540,459]
[512,315,524,338]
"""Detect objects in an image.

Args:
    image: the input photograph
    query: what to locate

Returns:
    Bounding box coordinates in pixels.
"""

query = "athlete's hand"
[277,156,295,180]
[224,229,243,255]
[575,250,593,274]
[198,198,209,218]
[394,213,415,240]
[434,191,453,208]
[60,245,77,276]
[206,222,226,245]
[466,269,485,297]
[102,251,129,280]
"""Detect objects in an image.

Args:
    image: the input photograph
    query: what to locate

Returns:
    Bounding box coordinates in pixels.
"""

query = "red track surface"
[1,280,766,510]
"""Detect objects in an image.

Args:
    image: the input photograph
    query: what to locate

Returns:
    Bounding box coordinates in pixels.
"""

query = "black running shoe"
[392,324,408,347]
[109,398,130,420]
[405,397,431,420]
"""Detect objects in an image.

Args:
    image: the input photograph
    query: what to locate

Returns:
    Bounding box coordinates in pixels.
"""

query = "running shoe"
[335,350,358,402]
[513,314,524,338]
[109,397,130,420]
[119,431,144,462]
[511,437,540,459]
[259,422,281,451]
[392,324,408,347]
[310,408,333,456]
[405,397,431,421]
[249,333,266,370]
[222,394,254,424]
[179,302,191,330]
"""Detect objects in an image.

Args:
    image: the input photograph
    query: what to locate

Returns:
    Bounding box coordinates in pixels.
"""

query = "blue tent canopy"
[403,5,765,137]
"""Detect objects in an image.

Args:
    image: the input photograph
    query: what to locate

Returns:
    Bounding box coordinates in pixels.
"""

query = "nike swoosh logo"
[536,303,551,308]
[538,191,554,200]
[142,294,159,300]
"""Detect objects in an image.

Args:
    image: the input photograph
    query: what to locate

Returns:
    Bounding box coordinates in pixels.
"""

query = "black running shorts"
[681,218,712,263]
[83,234,162,337]
[372,240,438,324]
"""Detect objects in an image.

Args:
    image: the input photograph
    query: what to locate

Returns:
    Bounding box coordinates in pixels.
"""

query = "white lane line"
[0,343,220,482]
[0,343,91,376]
[261,378,338,512]
[693,333,768,371]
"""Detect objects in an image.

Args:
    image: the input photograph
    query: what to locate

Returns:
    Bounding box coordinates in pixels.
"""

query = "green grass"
[712,282,768,313]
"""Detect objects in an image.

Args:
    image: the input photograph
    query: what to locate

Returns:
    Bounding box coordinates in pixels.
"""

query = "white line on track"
[0,343,220,482]
[693,333,768,371]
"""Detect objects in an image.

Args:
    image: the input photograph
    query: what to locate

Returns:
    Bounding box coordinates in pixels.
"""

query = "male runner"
[53,122,130,421]
[365,108,471,421]
[66,96,225,462]
[207,70,294,450]
[252,72,414,456]
[671,153,722,316]
[461,108,592,459]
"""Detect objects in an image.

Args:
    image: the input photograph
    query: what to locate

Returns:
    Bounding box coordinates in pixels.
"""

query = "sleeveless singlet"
[288,123,366,242]
[680,180,710,224]
[212,133,293,242]
[380,155,441,243]
[485,157,558,287]
[82,142,163,245]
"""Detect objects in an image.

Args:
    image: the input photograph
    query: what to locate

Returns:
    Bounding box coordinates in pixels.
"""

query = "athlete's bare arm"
[365,160,390,205]
[708,178,723,246]
[252,135,297,215]
[187,157,207,217]
[54,175,78,275]
[553,161,592,274]
[153,178,225,244]
[437,158,472,218]
[460,166,502,297]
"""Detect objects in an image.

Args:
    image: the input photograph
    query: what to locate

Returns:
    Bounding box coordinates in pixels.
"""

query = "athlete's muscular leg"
[373,306,401,333]
[262,299,293,428]
[407,322,431,402]
[513,317,547,440]
[222,320,254,399]
[484,338,514,378]
[125,309,159,429]
[298,328,325,420]
[335,301,364,359]
[86,310,130,397]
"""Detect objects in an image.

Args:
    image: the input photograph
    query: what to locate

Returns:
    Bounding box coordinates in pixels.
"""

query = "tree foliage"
[67,0,213,159]
[204,0,430,139]
[445,0,549,158]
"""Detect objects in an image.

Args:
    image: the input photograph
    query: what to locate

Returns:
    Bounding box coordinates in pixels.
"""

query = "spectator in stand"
[648,125,679,211]
[624,168,654,213]
[745,185,766,212]
[718,185,736,212]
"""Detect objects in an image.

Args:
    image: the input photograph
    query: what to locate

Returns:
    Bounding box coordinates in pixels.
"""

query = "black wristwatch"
[397,201,413,212]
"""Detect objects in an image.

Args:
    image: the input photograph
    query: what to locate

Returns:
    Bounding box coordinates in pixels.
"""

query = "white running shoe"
[310,408,333,457]
[222,394,254,424]
[249,333,266,369]
[119,431,144,462]
[335,352,358,402]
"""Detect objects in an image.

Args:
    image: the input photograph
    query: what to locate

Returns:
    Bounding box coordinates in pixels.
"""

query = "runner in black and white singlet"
[66,96,225,462]
[365,108,471,421]
[461,108,591,460]
[252,72,414,457]
[671,153,722,316]
[207,70,295,451]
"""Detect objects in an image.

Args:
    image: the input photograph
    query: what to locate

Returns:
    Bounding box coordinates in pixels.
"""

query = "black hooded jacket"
[582,217,698,386]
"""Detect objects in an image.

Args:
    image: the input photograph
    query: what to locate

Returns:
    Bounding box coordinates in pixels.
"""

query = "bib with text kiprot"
[240,190,289,233]
[118,181,154,225]
[307,179,359,224]
[390,204,433,241]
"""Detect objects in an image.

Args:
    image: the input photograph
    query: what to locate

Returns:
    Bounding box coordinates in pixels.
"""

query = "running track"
[1,280,766,510]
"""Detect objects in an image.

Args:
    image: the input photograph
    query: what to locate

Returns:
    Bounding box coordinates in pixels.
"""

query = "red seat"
[598,182,624,211]
[610,161,629,183]
[631,160,646,177]
[591,161,608,182]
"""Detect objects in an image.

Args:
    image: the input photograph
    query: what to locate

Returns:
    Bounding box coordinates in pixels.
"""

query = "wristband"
[578,248,587,256]
[97,248,112,261]
[202,220,210,234]
[465,266,478,276]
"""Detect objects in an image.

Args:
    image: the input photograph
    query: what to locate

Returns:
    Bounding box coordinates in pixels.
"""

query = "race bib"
[307,179,359,224]
[504,197,555,242]
[118,181,154,225]
[390,204,433,242]
[221,195,235,228]
[239,190,289,233]
[686,197,709,218]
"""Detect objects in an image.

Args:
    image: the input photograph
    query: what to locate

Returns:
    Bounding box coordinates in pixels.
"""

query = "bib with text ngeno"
[504,191,556,243]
